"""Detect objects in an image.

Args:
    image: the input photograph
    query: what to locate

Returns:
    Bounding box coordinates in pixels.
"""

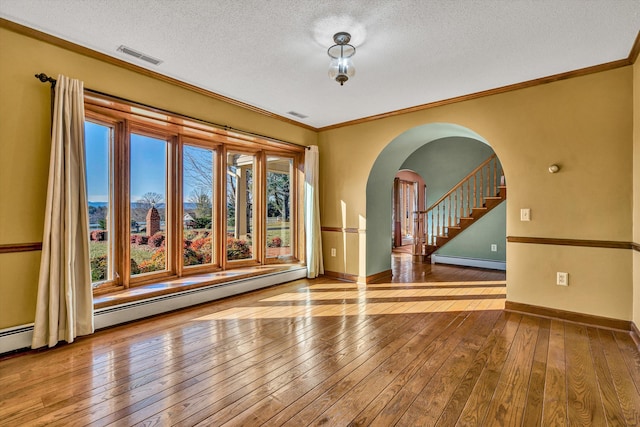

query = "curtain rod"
[34,73,310,150]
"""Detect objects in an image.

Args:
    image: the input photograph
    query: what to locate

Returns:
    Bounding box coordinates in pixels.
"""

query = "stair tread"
[420,175,506,254]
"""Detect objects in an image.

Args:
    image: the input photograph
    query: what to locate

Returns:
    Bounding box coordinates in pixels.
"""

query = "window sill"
[93,263,304,309]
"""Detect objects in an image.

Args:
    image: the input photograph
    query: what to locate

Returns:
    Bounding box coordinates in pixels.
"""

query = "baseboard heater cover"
[0,267,307,355]
[431,255,506,271]
[0,324,35,355]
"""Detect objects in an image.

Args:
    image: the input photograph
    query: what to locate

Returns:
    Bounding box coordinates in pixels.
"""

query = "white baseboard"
[431,255,506,271]
[0,267,307,355]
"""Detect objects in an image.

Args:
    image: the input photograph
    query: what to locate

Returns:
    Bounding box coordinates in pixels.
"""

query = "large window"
[85,121,113,287]
[84,94,302,294]
[226,151,256,262]
[266,155,293,260]
[183,143,216,268]
[129,132,169,276]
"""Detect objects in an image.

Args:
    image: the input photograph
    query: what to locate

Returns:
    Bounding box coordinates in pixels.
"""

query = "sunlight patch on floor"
[195,282,506,320]
[261,286,504,302]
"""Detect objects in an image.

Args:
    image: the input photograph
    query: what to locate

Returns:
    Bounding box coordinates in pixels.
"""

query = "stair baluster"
[412,153,506,259]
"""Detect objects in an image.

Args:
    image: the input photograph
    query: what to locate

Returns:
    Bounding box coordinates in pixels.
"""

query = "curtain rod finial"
[35,73,56,88]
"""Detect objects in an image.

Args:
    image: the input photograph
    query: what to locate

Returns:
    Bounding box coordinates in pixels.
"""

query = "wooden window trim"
[84,93,305,154]
[84,92,303,297]
[263,152,300,265]
[223,148,261,268]
[126,125,177,287]
[180,136,222,276]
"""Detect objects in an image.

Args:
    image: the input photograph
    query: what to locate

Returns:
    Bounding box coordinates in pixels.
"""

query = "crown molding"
[319,57,633,132]
[320,29,640,132]
[2,19,638,134]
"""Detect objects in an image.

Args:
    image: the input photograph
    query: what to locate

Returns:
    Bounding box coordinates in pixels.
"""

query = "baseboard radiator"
[0,267,307,355]
[431,255,506,271]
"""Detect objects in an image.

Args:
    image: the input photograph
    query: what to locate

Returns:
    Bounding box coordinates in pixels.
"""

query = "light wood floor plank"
[98,318,352,426]
[587,327,627,426]
[434,310,511,426]
[13,315,345,425]
[481,315,540,426]
[318,309,503,426]
[564,323,607,426]
[227,310,460,426]
[395,309,504,426]
[521,317,551,426]
[369,311,510,427]
[614,330,640,395]
[278,312,451,426]
[542,319,568,426]
[136,314,404,426]
[456,312,522,426]
[1,257,639,426]
[601,329,640,425]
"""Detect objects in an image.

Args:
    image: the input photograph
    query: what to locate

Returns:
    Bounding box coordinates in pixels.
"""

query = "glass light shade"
[327,37,356,85]
[328,57,355,85]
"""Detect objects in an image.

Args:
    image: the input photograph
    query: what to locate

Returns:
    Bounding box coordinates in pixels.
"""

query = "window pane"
[85,121,112,286]
[266,156,292,258]
[183,145,215,267]
[130,133,167,275]
[226,152,254,261]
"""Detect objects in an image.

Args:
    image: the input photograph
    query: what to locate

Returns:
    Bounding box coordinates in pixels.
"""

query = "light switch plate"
[520,208,531,221]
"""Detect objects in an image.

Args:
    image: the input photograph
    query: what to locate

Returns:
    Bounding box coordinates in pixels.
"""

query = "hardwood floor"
[1,255,639,426]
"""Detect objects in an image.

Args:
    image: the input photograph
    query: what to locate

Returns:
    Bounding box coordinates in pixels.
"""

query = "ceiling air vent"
[287,111,308,119]
[117,45,163,65]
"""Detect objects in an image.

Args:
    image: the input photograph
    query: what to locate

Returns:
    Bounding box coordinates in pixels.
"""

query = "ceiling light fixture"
[327,32,355,86]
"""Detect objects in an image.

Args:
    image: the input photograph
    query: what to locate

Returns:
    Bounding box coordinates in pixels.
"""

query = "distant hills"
[88,201,197,209]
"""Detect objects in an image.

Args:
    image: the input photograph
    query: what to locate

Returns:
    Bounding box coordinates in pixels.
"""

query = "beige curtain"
[32,75,94,349]
[304,145,324,278]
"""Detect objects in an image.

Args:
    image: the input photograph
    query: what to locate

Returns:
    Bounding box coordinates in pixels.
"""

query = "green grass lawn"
[226,221,291,246]
[90,240,157,265]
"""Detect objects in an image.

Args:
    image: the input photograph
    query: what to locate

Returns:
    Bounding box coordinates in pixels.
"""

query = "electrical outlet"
[556,272,568,286]
[520,208,531,221]
[330,248,336,257]
[491,244,497,252]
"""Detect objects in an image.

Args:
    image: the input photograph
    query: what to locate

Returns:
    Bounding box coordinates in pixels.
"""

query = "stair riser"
[415,178,507,258]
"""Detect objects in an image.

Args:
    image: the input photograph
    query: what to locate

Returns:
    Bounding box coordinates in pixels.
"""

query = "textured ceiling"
[1,0,639,128]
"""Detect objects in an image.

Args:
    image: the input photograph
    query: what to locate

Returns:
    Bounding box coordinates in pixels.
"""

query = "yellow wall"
[634,59,640,326]
[0,27,316,328]
[319,67,634,320]
[0,24,637,328]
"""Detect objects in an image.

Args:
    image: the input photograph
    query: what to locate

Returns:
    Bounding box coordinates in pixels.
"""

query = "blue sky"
[85,122,205,204]
[129,132,166,203]
[84,121,111,203]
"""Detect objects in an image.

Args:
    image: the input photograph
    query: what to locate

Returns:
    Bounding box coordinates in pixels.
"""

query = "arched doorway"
[365,123,507,279]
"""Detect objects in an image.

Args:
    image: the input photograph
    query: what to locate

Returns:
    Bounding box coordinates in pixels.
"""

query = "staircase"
[412,154,506,260]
